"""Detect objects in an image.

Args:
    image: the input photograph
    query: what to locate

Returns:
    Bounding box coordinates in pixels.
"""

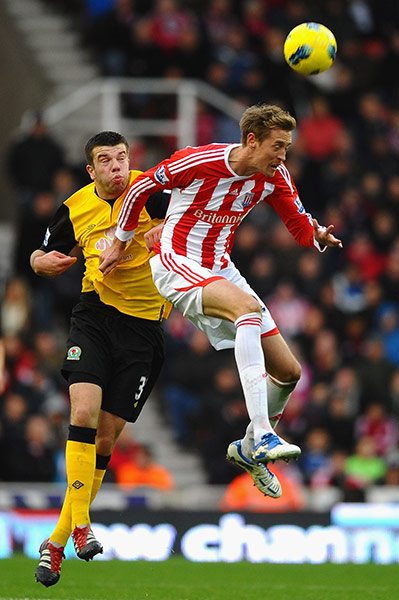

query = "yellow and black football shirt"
[40,170,171,321]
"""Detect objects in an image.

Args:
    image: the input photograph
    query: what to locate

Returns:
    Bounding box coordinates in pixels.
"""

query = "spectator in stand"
[0,393,29,480]
[343,435,387,501]
[0,325,5,396]
[85,0,137,76]
[332,263,367,314]
[15,191,57,286]
[375,304,399,368]
[114,444,174,491]
[298,427,331,485]
[7,112,65,208]
[196,360,249,484]
[147,0,196,54]
[311,329,342,380]
[380,247,399,304]
[107,425,142,482]
[370,209,398,255]
[214,24,258,89]
[356,335,395,411]
[297,96,344,163]
[354,402,398,457]
[386,174,399,213]
[310,448,348,494]
[266,280,310,340]
[201,0,240,48]
[18,414,56,482]
[242,0,269,53]
[325,392,355,453]
[295,250,324,303]
[3,334,36,393]
[161,328,217,446]
[346,231,386,282]
[219,461,306,513]
[330,367,361,418]
[1,278,32,337]
[302,381,330,431]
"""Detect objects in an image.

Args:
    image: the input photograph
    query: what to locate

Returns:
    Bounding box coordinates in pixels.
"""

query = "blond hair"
[240,104,296,145]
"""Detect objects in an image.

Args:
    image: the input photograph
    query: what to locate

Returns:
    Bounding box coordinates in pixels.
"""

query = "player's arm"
[267,171,343,250]
[30,203,78,277]
[143,190,171,252]
[312,218,343,248]
[99,155,186,275]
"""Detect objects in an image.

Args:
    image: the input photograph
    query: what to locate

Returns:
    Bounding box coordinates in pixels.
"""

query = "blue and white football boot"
[252,432,301,463]
[226,440,282,498]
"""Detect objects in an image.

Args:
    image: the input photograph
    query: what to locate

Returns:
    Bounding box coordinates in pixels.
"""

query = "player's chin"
[267,166,278,177]
[112,180,128,194]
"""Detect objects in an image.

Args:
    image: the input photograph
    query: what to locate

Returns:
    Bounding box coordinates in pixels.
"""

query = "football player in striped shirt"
[100,104,343,501]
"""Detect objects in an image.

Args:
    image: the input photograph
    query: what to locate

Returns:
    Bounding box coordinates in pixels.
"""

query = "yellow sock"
[66,439,96,529]
[91,468,106,501]
[50,467,107,546]
[50,492,72,547]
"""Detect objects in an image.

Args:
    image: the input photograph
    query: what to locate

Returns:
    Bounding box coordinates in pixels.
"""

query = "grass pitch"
[0,556,398,600]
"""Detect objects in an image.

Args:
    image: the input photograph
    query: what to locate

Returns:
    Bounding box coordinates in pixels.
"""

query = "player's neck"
[228,145,257,176]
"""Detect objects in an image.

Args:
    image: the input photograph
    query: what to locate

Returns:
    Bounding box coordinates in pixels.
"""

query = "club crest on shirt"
[242,192,254,207]
[294,196,305,214]
[154,165,169,185]
[67,346,82,360]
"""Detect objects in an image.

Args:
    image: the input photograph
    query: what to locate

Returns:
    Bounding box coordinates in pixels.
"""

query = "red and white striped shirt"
[116,143,317,271]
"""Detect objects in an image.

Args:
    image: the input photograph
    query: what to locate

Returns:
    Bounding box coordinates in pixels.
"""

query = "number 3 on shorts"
[135,376,148,401]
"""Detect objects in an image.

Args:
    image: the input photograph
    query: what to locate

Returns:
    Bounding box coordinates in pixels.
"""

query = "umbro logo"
[230,188,239,195]
[72,480,84,489]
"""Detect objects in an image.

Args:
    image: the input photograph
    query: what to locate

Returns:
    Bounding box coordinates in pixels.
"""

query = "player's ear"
[86,164,95,181]
[247,132,257,149]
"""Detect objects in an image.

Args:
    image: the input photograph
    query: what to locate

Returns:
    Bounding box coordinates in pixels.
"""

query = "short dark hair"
[85,131,129,165]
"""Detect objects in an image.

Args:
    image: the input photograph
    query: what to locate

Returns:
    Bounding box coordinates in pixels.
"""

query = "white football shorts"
[150,252,278,351]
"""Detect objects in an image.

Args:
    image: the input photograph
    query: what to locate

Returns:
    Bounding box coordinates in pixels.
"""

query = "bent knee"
[272,361,302,385]
[240,297,262,317]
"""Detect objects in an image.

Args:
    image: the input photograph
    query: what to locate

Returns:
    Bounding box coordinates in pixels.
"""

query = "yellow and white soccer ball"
[284,22,337,75]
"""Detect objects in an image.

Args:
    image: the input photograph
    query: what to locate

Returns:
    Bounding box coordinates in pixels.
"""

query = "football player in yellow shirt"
[30,131,170,587]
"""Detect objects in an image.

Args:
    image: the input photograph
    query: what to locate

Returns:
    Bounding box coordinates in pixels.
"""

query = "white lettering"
[1,510,399,564]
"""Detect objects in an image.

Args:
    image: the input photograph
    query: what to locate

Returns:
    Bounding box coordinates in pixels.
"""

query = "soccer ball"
[284,22,337,75]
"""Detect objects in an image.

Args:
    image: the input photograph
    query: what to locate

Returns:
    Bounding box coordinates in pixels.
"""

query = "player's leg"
[262,332,301,429]
[35,381,102,586]
[202,277,275,444]
[94,409,126,491]
[249,333,302,463]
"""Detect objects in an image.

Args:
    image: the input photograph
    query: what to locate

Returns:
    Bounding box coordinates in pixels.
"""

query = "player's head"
[85,131,130,199]
[85,131,129,166]
[240,104,296,146]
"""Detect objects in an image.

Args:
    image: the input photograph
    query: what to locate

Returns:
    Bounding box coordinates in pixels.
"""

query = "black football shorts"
[61,299,165,422]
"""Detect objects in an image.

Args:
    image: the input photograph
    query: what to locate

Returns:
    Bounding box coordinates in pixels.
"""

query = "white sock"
[267,374,297,429]
[241,422,254,458]
[234,313,273,445]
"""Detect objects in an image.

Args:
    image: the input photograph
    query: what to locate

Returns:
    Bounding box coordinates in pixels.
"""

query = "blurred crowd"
[1,0,398,509]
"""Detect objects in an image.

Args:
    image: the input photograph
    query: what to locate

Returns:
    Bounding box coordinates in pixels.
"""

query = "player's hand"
[144,223,164,252]
[99,238,126,275]
[313,218,343,248]
[32,250,77,277]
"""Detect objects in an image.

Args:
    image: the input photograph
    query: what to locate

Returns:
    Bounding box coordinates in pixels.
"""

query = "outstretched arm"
[312,218,343,249]
[30,249,77,277]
